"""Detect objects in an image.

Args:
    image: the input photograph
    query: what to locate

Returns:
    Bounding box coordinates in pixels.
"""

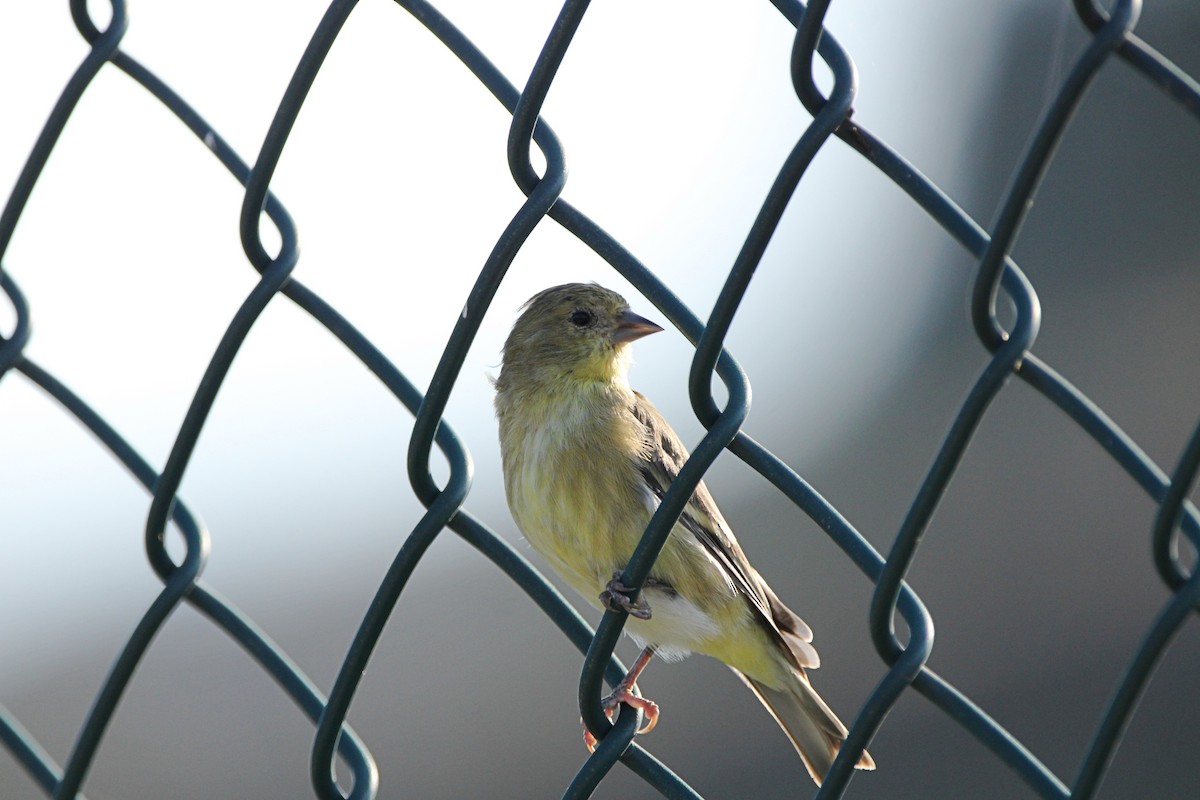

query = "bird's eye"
[569,309,593,327]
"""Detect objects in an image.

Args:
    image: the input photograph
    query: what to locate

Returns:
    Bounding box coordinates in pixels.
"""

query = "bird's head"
[498,283,663,388]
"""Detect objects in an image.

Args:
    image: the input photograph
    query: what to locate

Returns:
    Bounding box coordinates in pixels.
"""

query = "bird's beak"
[611,309,664,345]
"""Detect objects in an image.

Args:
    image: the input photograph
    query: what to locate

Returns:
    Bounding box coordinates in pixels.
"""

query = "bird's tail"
[739,671,875,786]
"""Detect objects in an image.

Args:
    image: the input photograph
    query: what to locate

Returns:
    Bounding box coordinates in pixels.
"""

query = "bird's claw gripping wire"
[600,572,652,619]
[582,646,660,751]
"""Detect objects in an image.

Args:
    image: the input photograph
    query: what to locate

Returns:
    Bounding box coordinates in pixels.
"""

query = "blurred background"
[1,0,1198,797]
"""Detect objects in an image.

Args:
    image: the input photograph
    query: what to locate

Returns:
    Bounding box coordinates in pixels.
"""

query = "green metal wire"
[1,0,1198,798]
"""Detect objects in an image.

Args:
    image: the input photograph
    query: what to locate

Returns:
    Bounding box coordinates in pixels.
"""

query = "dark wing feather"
[630,392,818,669]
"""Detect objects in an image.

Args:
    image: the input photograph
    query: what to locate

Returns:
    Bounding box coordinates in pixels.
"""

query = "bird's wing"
[629,393,818,669]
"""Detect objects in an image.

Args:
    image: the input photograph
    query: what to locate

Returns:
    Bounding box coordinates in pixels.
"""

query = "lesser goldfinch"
[494,283,874,786]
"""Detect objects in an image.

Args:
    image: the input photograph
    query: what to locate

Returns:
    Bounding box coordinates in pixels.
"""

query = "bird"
[492,282,874,786]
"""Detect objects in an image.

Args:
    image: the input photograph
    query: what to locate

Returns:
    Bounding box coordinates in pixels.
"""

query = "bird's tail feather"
[739,671,875,786]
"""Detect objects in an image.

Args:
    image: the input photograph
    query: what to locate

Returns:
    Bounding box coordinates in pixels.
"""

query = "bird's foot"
[600,573,652,620]
[583,684,660,752]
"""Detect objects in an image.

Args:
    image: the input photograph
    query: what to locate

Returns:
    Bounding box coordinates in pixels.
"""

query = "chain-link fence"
[2,1,1198,798]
